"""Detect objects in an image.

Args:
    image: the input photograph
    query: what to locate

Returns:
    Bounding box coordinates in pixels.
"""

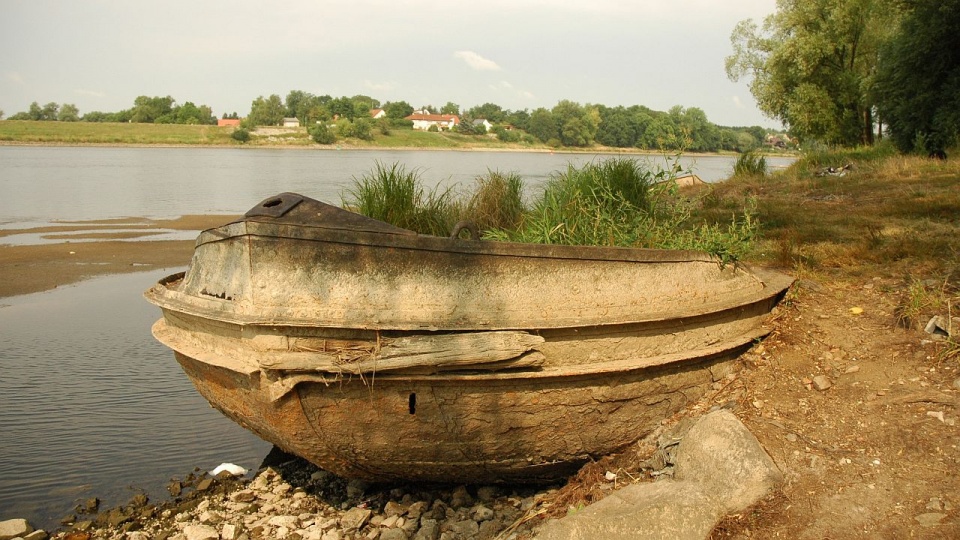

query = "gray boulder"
[537,410,781,540]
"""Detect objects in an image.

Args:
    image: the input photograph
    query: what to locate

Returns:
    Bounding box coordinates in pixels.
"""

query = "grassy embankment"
[0,120,546,149]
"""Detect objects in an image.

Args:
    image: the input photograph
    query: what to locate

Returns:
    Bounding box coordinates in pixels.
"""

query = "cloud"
[6,72,25,84]
[364,80,394,92]
[75,89,106,98]
[453,51,501,71]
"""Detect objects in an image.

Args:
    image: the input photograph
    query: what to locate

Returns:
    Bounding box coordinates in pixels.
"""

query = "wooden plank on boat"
[257,331,545,374]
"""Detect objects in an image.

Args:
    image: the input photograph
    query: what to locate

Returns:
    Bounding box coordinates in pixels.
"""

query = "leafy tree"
[130,95,175,123]
[285,90,312,121]
[527,108,557,143]
[502,109,530,131]
[875,0,960,154]
[41,102,60,121]
[726,0,898,145]
[384,101,414,120]
[440,102,460,115]
[248,94,285,126]
[596,106,637,147]
[551,100,599,147]
[467,103,505,124]
[58,103,80,122]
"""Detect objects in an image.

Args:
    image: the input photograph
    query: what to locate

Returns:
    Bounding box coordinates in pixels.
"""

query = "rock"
[79,498,100,514]
[321,530,342,540]
[449,486,473,509]
[346,479,370,499]
[812,375,832,391]
[953,378,960,390]
[232,489,257,503]
[927,411,945,422]
[268,515,299,529]
[406,501,428,521]
[471,504,495,522]
[915,513,947,527]
[222,523,239,540]
[445,519,479,537]
[168,481,182,497]
[183,524,219,540]
[341,508,372,533]
[195,477,214,492]
[926,498,944,511]
[0,521,34,540]
[476,486,498,503]
[844,365,860,374]
[538,410,781,540]
[413,519,439,540]
[379,529,407,540]
[22,531,46,540]
[383,501,405,518]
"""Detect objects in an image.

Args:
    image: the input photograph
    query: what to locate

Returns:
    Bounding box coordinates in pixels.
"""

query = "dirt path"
[713,275,960,538]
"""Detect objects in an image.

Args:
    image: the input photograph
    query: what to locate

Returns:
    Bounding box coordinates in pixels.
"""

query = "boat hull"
[172,343,743,483]
[146,193,792,483]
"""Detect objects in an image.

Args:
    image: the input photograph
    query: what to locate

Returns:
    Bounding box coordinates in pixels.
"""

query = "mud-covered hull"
[146,193,792,483]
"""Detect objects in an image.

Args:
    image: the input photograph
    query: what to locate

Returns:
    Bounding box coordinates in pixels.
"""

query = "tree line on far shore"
[1,92,784,153]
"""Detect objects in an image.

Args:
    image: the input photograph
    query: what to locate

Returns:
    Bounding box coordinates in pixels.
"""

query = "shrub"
[342,162,454,236]
[231,127,250,143]
[733,151,767,177]
[309,123,336,144]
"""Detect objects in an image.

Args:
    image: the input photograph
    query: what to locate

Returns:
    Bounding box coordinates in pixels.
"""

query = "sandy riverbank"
[0,215,235,298]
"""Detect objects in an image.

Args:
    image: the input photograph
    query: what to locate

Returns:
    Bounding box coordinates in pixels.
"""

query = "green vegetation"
[343,158,758,265]
[342,162,455,237]
[0,120,234,145]
[874,0,960,155]
[4,90,785,154]
[727,0,959,153]
[732,151,767,177]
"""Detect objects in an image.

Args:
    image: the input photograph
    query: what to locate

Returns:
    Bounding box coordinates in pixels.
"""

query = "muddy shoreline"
[0,215,235,299]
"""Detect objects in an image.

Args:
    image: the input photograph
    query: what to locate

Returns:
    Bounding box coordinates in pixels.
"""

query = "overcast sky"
[0,0,781,128]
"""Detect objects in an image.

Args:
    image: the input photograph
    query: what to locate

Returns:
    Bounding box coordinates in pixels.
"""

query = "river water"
[0,146,794,527]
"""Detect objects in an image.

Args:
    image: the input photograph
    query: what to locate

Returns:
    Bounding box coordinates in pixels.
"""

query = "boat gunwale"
[197,218,723,265]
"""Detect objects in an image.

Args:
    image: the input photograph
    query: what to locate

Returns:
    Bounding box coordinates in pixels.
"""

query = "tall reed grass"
[342,157,758,264]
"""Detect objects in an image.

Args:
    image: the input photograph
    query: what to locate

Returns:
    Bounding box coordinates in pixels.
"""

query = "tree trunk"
[862,107,875,145]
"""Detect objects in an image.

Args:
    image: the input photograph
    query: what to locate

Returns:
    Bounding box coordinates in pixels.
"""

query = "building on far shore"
[282,118,301,128]
[217,118,241,127]
[370,108,386,119]
[404,113,460,131]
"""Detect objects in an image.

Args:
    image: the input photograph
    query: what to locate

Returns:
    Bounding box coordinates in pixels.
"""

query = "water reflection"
[0,269,272,528]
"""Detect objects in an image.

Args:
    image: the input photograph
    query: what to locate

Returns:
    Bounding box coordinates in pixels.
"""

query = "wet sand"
[0,215,236,298]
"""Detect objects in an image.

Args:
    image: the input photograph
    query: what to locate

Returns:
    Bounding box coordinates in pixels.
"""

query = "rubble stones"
[0,519,34,540]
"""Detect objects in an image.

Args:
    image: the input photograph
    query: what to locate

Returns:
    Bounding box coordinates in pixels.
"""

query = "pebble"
[915,513,947,527]
[844,365,860,374]
[812,375,832,391]
[0,519,35,540]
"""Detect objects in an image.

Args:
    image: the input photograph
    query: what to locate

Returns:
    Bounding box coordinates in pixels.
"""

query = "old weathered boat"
[145,192,792,483]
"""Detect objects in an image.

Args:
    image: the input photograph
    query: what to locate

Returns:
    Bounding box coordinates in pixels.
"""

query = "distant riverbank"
[0,120,796,158]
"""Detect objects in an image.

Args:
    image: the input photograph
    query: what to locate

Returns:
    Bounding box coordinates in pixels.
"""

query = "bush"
[231,127,250,143]
[309,123,336,144]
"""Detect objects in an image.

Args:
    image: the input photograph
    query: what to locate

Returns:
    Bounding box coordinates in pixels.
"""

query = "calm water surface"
[0,146,794,527]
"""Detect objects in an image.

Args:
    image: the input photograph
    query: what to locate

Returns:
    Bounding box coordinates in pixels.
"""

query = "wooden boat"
[145,192,792,483]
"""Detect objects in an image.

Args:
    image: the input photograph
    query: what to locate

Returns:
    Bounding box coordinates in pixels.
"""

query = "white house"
[282,117,301,128]
[370,108,386,119]
[404,113,460,131]
[471,119,493,133]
